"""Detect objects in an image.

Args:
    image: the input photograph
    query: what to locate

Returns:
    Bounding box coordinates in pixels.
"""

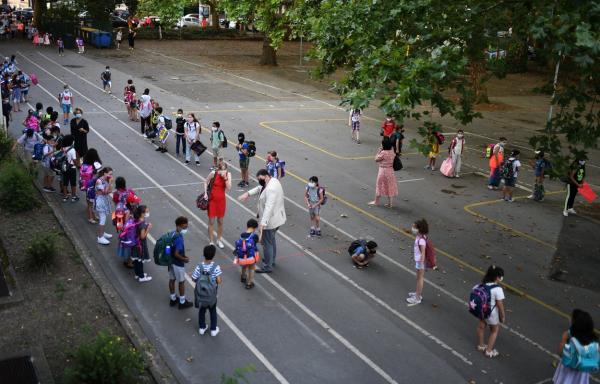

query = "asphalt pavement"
[3,40,600,384]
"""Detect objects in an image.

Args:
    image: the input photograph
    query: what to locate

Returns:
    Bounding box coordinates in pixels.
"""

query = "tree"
[138,0,186,27]
[220,0,294,65]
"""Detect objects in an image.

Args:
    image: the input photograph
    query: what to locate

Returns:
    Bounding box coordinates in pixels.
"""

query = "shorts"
[168,264,186,283]
[503,177,516,187]
[62,167,77,187]
[486,308,500,325]
[102,80,111,88]
[61,103,71,114]
[309,205,321,218]
[351,121,360,131]
[42,166,53,177]
[415,261,425,270]
[97,211,108,226]
[239,157,249,169]
[212,147,220,158]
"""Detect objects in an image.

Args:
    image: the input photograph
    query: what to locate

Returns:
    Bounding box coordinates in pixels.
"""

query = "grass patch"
[26,232,58,271]
[0,160,40,214]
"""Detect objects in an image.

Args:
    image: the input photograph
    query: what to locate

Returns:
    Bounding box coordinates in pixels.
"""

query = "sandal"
[485,349,499,358]
[367,201,377,206]
[477,345,487,352]
[241,276,247,283]
[245,283,255,289]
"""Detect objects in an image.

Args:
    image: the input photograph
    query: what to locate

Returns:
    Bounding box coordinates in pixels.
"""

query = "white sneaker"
[217,240,224,249]
[406,296,422,306]
[527,195,534,199]
[567,208,577,214]
[198,327,207,335]
[211,327,220,337]
[563,210,569,217]
[408,292,416,297]
[431,167,435,171]
[139,275,152,282]
[97,236,110,245]
[103,233,113,239]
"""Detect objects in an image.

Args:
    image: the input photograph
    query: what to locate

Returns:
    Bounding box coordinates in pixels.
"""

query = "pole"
[299,34,303,67]
[547,52,561,126]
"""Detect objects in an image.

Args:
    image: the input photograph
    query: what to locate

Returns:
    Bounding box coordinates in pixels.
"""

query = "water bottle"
[165,245,171,255]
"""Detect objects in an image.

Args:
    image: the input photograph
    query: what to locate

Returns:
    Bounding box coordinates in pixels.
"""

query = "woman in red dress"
[205,158,231,249]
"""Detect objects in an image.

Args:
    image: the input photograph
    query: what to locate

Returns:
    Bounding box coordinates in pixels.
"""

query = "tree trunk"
[211,11,219,29]
[259,36,277,66]
[32,0,44,28]
[470,59,489,104]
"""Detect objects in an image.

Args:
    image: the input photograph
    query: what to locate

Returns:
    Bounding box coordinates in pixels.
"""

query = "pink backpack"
[79,164,94,191]
[29,73,38,85]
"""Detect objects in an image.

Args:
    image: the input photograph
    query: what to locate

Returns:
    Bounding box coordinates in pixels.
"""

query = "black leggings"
[565,182,579,210]
[140,115,151,134]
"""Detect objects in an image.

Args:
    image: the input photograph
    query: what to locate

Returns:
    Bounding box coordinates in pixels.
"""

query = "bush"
[64,332,145,384]
[0,130,14,163]
[135,27,248,40]
[0,160,39,213]
[26,232,58,270]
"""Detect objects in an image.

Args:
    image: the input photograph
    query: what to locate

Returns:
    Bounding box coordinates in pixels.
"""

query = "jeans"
[140,115,151,134]
[261,228,278,271]
[488,167,501,187]
[185,143,200,162]
[199,303,217,331]
[175,134,186,155]
[134,260,144,278]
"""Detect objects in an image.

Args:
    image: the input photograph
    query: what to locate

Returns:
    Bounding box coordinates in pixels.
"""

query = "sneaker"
[143,134,148,138]
[563,210,569,217]
[477,344,487,352]
[49,187,57,192]
[63,195,70,202]
[161,148,167,153]
[527,195,534,199]
[169,298,178,307]
[139,275,152,282]
[487,185,494,190]
[88,218,97,224]
[406,296,422,306]
[309,228,315,236]
[356,140,361,144]
[185,160,190,164]
[567,208,576,214]
[316,230,322,237]
[195,161,200,166]
[454,174,460,178]
[97,236,110,245]
[424,165,430,170]
[71,196,79,202]
[244,181,250,187]
[408,292,417,297]
[237,181,245,188]
[485,349,499,358]
[217,240,224,249]
[506,198,514,203]
[42,187,53,192]
[103,233,113,239]
[155,147,162,151]
[431,167,435,171]
[199,327,207,335]
[178,300,193,309]
[210,327,220,337]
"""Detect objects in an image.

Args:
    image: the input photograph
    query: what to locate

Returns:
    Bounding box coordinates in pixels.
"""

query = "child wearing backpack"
[234,219,260,289]
[529,150,548,202]
[501,150,521,202]
[155,106,170,153]
[41,135,56,193]
[266,151,285,180]
[425,128,443,171]
[192,245,222,337]
[554,309,599,382]
[305,176,325,237]
[406,219,432,306]
[209,121,225,169]
[80,148,102,224]
[349,239,377,269]
[236,132,251,188]
[472,265,505,358]
[129,205,152,282]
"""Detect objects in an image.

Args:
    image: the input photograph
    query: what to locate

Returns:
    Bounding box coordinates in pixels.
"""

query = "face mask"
[258,178,266,188]
[211,127,217,132]
[411,227,418,235]
[457,134,463,138]
[177,114,182,118]
[144,212,150,218]
[386,118,392,121]
[74,114,82,119]
[308,182,316,188]
[579,160,586,166]
[499,276,504,282]
[180,228,188,235]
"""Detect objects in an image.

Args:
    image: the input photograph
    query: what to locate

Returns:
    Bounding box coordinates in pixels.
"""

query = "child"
[425,128,441,171]
[501,150,521,202]
[115,29,123,50]
[148,100,160,141]
[406,219,429,306]
[236,132,250,187]
[57,37,64,56]
[449,129,465,178]
[475,265,505,358]
[127,85,138,121]
[348,108,361,144]
[41,135,56,192]
[209,121,225,169]
[33,102,43,120]
[192,245,222,337]
[155,106,170,153]
[76,36,84,54]
[305,176,325,236]
[11,76,22,112]
[80,148,102,223]
[22,109,38,131]
[175,109,186,157]
[43,32,50,47]
[381,115,396,138]
[234,219,260,289]
[101,66,112,94]
[349,240,378,269]
[266,151,284,179]
[529,150,547,202]
[130,205,152,282]
[390,124,405,155]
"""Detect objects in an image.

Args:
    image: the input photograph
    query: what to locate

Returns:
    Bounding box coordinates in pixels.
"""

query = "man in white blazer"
[239,169,286,273]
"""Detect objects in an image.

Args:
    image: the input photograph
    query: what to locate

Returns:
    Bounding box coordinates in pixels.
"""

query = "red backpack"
[423,235,437,269]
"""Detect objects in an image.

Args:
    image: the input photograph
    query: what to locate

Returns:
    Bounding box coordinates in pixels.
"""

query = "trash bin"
[98,31,112,48]
[90,31,99,47]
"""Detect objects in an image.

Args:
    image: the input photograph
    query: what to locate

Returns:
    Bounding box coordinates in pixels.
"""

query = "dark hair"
[25,128,33,138]
[309,176,319,184]
[156,106,163,114]
[129,85,136,93]
[213,121,220,128]
[133,205,147,220]
[204,244,216,260]
[62,134,74,147]
[115,176,126,190]
[510,149,520,157]
[238,132,245,143]
[106,66,109,69]
[535,150,545,159]
[570,309,598,345]
[366,241,378,251]
[177,108,183,113]
[50,111,58,121]
[82,148,101,166]
[143,88,149,95]
[127,79,133,85]
[269,150,278,159]
[188,113,198,123]
[414,218,429,235]
[482,265,504,284]
[499,137,507,142]
[98,167,113,177]
[35,102,43,110]
[382,137,392,150]
[256,169,269,178]
[247,218,258,229]
[46,106,53,114]
[175,216,188,227]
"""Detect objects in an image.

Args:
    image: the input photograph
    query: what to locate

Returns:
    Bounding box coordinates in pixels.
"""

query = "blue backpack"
[562,334,600,373]
[468,284,498,320]
[118,219,140,249]
[32,143,44,161]
[86,178,98,201]
[234,235,258,265]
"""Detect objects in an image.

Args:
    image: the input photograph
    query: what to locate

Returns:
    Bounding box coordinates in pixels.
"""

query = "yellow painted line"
[463,192,564,251]
[186,107,334,113]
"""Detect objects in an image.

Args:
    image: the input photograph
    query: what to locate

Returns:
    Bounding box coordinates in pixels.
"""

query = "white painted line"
[397,178,425,183]
[26,51,561,365]
[135,182,201,191]
[25,75,290,384]
[24,54,401,383]
[531,378,552,384]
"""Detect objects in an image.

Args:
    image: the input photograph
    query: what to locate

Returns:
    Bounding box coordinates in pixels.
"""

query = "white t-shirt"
[185,121,199,141]
[60,90,72,105]
[66,147,77,166]
[452,138,464,155]
[138,95,152,118]
[510,158,522,178]
[486,283,505,324]
[42,144,52,168]
[413,235,426,262]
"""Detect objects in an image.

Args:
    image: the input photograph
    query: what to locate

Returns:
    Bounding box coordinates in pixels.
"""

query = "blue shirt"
[534,159,545,177]
[352,246,366,257]
[172,232,185,267]
[239,142,249,160]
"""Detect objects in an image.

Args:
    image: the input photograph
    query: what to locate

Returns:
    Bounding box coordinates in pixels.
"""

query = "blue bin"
[89,31,99,47]
[98,32,112,48]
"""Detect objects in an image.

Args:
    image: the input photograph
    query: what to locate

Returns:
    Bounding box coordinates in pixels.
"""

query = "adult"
[205,158,231,248]
[70,107,89,159]
[449,129,466,178]
[563,156,586,217]
[127,28,136,50]
[239,169,286,274]
[475,265,506,358]
[553,309,599,383]
[58,84,74,125]
[94,167,114,245]
[488,137,507,190]
[138,88,152,135]
[184,113,201,165]
[368,138,398,208]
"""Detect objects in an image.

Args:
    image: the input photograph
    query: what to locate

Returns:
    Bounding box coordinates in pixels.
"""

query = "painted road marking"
[135,182,201,191]
[27,50,595,348]
[397,178,425,183]
[25,56,407,383]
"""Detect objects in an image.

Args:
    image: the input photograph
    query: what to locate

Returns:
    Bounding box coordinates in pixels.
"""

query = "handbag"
[393,154,403,171]
[196,175,215,211]
[190,140,207,156]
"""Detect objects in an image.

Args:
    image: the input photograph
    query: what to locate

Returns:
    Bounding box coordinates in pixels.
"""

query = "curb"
[33,177,178,384]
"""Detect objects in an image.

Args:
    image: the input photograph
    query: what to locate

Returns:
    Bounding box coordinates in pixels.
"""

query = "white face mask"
[144,212,150,218]
[457,134,464,138]
[177,114,182,118]
[499,276,504,282]
[212,127,217,131]
[308,182,316,188]
[411,227,419,235]
[180,228,188,235]
[579,160,586,166]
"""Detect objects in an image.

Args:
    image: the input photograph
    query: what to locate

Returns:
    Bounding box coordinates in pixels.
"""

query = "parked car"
[111,15,128,28]
[176,16,200,28]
